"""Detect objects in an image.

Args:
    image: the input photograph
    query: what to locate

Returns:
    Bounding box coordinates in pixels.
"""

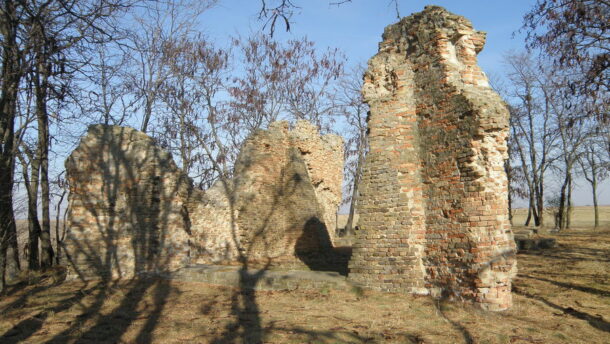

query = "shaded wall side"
[291,121,344,243]
[233,122,333,269]
[349,53,428,292]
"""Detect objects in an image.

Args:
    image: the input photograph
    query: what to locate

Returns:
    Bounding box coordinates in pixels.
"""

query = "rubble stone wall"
[348,6,517,311]
[64,125,193,279]
[64,120,344,278]
[190,121,344,269]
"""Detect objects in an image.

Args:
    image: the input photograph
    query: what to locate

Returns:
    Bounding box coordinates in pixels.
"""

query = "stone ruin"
[188,121,346,270]
[63,121,344,279]
[63,6,516,311]
[64,125,193,279]
[347,6,516,311]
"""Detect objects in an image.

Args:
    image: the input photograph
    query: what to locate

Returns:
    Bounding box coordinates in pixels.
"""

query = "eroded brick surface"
[64,121,344,278]
[191,121,345,270]
[64,125,193,279]
[348,6,517,311]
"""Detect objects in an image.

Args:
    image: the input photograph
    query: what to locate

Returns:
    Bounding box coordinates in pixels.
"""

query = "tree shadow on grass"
[42,277,172,344]
[521,246,610,263]
[513,285,610,333]
[0,282,100,343]
[520,274,610,298]
[0,266,69,314]
[209,143,349,343]
[433,296,475,344]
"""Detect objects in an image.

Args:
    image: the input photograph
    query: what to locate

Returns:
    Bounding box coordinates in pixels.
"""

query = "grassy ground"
[511,205,610,228]
[1,226,609,343]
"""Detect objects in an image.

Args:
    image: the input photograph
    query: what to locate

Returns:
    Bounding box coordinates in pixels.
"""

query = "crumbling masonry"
[63,121,344,279]
[189,121,345,270]
[347,6,517,311]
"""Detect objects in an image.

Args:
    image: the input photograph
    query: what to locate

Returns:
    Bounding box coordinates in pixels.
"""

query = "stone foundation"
[348,6,517,311]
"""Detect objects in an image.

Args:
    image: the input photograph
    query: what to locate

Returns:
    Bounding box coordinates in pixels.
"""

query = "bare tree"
[0,0,159,287]
[82,44,137,126]
[229,34,345,134]
[152,33,346,189]
[156,35,231,187]
[124,0,217,133]
[551,94,590,230]
[339,64,368,235]
[578,125,610,229]
[0,0,26,291]
[504,53,559,227]
[522,0,609,113]
[17,145,42,270]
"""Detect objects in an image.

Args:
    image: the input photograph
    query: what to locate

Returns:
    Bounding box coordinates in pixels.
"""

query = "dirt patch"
[1,227,609,343]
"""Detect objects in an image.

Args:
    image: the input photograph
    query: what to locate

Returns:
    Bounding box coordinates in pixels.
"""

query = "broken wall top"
[363,5,509,134]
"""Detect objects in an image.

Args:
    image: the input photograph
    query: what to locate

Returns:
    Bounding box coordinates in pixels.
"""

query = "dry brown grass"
[512,205,610,228]
[1,227,609,343]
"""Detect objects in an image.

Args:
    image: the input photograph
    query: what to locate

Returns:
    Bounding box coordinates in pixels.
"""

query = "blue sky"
[200,1,532,76]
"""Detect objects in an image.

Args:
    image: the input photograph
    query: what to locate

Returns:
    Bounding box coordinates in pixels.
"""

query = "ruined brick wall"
[64,125,193,279]
[348,6,517,311]
[190,120,344,269]
[188,181,239,264]
[64,121,344,277]
[291,121,344,240]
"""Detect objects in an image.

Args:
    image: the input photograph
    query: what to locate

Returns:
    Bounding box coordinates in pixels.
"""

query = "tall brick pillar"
[348,6,517,311]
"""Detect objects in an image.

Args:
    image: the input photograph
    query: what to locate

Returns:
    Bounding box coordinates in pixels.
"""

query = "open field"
[337,205,610,231]
[512,205,610,228]
[1,226,609,343]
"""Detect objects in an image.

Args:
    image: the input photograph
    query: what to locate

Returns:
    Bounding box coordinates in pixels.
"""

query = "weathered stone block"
[64,125,193,280]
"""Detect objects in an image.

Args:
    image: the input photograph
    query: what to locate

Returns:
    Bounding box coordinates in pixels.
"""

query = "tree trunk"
[534,183,544,227]
[592,178,599,229]
[525,199,533,226]
[566,176,572,229]
[558,172,569,230]
[19,152,41,270]
[0,237,5,292]
[141,98,153,133]
[0,0,22,290]
[35,54,54,269]
[345,150,365,236]
[54,189,67,265]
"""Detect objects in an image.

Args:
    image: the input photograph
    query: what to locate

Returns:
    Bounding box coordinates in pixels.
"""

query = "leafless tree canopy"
[523,0,609,108]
